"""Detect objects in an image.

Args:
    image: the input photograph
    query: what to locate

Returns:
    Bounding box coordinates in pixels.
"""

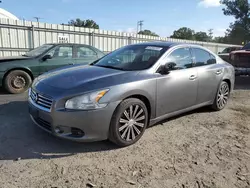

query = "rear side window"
[192,48,216,66]
[77,46,97,58]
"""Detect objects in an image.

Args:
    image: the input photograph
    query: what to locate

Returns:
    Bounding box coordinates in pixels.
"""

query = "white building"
[0,8,18,20]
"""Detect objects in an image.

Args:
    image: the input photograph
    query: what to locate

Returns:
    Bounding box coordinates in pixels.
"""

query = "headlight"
[65,89,109,110]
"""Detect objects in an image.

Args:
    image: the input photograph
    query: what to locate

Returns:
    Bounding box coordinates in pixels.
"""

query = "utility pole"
[137,20,144,33]
[34,17,42,22]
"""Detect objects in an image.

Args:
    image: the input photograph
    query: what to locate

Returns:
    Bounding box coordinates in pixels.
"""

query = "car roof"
[45,43,91,46]
[131,41,202,48]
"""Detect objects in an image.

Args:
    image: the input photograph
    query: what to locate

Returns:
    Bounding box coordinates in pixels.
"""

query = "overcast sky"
[1,0,235,37]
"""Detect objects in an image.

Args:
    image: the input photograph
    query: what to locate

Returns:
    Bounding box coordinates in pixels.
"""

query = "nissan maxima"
[28,42,235,146]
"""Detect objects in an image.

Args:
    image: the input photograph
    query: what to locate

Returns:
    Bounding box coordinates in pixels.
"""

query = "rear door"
[74,45,99,65]
[39,44,74,74]
[191,47,223,104]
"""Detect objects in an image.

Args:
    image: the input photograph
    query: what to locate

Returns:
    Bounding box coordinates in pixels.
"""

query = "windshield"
[242,43,250,50]
[93,45,168,71]
[24,44,54,57]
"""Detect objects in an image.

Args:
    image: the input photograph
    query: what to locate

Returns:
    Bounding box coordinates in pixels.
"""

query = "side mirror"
[159,62,176,74]
[42,54,52,61]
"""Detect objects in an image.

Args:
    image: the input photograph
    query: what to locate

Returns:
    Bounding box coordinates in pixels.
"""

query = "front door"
[156,47,198,117]
[39,45,74,75]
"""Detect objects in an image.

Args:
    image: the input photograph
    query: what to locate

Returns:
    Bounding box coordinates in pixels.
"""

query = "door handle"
[215,69,222,75]
[68,62,74,65]
[189,75,197,80]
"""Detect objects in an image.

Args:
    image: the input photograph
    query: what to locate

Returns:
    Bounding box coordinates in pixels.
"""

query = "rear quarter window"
[192,48,216,66]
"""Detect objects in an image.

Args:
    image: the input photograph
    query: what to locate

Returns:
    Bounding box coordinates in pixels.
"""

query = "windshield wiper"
[95,65,125,71]
[22,54,29,57]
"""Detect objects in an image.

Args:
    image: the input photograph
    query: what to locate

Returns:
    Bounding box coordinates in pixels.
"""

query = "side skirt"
[149,101,212,126]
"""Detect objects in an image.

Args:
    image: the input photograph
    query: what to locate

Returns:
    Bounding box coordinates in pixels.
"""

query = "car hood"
[0,56,31,63]
[37,65,137,90]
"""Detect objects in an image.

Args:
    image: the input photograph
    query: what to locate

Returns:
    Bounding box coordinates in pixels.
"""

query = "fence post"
[92,31,95,47]
[215,45,218,54]
[89,32,92,46]
[31,25,35,49]
[128,36,132,45]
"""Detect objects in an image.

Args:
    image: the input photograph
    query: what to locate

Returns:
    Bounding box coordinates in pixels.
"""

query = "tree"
[193,31,210,42]
[208,29,214,41]
[138,29,159,37]
[66,18,99,29]
[220,0,250,43]
[170,27,195,40]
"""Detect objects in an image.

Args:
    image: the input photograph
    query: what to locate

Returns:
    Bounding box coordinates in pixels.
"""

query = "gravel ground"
[0,77,250,188]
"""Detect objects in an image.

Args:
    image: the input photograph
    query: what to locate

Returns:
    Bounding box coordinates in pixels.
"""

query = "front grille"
[30,89,53,110]
[35,117,52,131]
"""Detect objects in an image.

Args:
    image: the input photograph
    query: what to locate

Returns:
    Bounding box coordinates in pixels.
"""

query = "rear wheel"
[4,70,32,94]
[109,98,148,147]
[211,81,230,111]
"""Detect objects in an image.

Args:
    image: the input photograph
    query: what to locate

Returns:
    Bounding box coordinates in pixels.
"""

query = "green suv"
[0,43,105,94]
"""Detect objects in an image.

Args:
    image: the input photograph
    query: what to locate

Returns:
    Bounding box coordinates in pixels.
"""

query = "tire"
[211,81,230,111]
[109,98,148,147]
[4,70,32,94]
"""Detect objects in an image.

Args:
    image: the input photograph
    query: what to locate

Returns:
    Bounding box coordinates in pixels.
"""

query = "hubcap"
[11,76,26,89]
[119,105,146,141]
[217,83,229,109]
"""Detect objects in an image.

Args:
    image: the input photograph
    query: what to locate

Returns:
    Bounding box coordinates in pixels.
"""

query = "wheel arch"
[116,90,155,120]
[222,78,231,91]
[3,67,34,85]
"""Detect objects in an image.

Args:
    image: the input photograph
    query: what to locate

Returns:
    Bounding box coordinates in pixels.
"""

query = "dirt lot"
[0,77,250,188]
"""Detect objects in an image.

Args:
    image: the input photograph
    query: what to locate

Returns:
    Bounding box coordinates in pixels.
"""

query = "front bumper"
[28,97,120,142]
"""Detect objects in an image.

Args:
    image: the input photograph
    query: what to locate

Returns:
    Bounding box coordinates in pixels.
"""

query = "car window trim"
[190,47,217,67]
[160,46,195,72]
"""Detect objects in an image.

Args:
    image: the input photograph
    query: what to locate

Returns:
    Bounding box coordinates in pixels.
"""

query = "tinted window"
[48,46,73,59]
[167,47,193,69]
[77,46,97,58]
[192,48,216,66]
[242,43,250,50]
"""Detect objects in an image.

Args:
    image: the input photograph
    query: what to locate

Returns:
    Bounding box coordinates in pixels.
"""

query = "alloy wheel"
[118,105,146,141]
[217,83,229,109]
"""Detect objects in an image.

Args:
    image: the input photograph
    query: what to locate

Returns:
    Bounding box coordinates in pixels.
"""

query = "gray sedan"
[28,42,235,146]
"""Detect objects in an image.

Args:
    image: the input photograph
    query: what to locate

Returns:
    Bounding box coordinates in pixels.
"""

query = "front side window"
[192,48,216,66]
[47,46,73,59]
[166,47,193,70]
[77,46,97,58]
[93,45,168,71]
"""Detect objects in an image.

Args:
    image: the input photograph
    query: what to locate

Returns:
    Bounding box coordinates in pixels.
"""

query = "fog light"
[71,128,84,137]
[55,126,64,134]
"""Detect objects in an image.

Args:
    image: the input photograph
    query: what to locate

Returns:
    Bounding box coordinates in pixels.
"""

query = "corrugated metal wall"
[0,18,242,57]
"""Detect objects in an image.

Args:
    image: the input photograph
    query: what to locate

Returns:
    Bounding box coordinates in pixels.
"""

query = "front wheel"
[109,98,148,147]
[211,81,230,111]
[4,70,32,94]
